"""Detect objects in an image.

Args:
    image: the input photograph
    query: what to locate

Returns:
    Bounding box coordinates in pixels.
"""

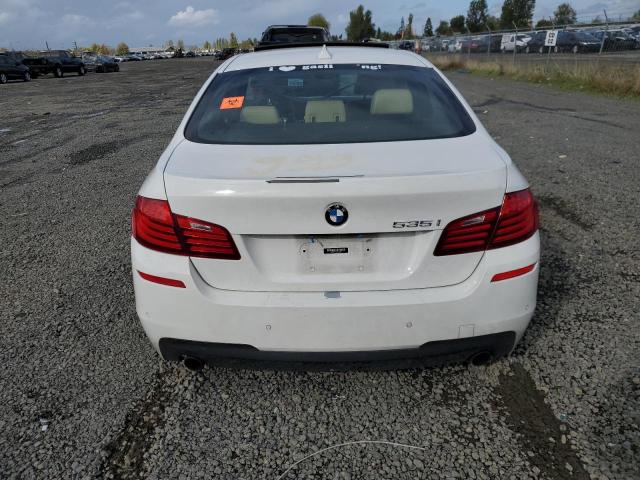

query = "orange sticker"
[220,96,245,110]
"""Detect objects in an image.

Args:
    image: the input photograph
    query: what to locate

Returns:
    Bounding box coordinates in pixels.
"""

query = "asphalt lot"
[0,57,638,479]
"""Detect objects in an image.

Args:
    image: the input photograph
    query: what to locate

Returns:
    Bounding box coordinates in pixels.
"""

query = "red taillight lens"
[433,207,500,256]
[132,196,182,252]
[489,189,538,250]
[132,196,240,260]
[174,215,240,259]
[434,188,538,256]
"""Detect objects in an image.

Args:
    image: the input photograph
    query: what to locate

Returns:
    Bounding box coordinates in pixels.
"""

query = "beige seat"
[304,100,346,123]
[370,89,413,115]
[240,106,280,124]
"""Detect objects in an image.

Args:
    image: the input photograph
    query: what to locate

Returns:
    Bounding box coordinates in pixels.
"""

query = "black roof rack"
[254,41,389,52]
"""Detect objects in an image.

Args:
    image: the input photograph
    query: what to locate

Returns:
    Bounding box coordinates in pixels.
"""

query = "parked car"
[468,35,501,53]
[523,31,548,53]
[259,25,330,46]
[214,48,236,61]
[0,54,32,83]
[185,51,196,58]
[500,33,531,53]
[588,29,639,51]
[131,43,540,370]
[82,53,120,72]
[554,31,601,53]
[21,50,86,77]
[398,40,414,51]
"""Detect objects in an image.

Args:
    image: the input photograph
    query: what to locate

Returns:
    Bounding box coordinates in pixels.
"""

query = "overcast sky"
[0,0,637,50]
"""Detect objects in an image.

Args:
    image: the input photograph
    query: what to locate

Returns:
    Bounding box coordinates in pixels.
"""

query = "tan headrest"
[370,89,413,115]
[240,106,280,124]
[304,100,346,123]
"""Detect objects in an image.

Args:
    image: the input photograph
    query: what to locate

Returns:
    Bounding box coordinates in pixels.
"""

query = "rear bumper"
[159,332,516,369]
[132,233,539,364]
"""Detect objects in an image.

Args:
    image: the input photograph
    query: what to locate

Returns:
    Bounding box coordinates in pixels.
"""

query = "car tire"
[78,66,86,76]
[23,71,31,82]
[114,65,120,72]
[0,73,7,84]
[54,66,63,78]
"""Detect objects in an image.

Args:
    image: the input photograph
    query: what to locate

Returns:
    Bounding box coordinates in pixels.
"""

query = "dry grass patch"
[427,54,640,98]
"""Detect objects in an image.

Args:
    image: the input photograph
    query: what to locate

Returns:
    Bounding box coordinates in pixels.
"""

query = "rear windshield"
[185,64,476,145]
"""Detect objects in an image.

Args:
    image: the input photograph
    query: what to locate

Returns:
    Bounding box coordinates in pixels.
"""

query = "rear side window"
[185,64,476,145]
[263,28,328,43]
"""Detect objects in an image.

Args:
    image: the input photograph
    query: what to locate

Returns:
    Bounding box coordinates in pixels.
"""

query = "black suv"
[0,55,32,83]
[259,25,330,46]
[22,50,86,78]
[214,48,236,61]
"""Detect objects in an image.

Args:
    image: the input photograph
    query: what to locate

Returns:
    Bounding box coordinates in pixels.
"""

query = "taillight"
[489,189,538,249]
[434,188,538,256]
[132,196,240,260]
[433,207,500,256]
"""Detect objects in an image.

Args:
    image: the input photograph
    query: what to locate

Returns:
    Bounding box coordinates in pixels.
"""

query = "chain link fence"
[387,20,640,63]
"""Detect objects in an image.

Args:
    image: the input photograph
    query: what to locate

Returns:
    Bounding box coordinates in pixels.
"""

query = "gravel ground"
[0,58,638,479]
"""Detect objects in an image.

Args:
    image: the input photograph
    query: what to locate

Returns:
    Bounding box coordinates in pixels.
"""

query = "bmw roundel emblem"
[325,204,348,226]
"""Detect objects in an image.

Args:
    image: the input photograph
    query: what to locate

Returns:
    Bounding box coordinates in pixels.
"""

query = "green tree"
[203,40,212,51]
[466,0,489,32]
[486,15,500,31]
[397,17,405,38]
[176,39,185,51]
[450,15,466,33]
[535,18,553,28]
[345,5,376,41]
[631,10,640,21]
[89,43,100,53]
[405,13,414,38]
[308,13,330,30]
[554,3,577,25]
[215,38,223,50]
[115,42,129,55]
[435,20,452,36]
[423,17,433,37]
[229,32,238,48]
[500,0,536,29]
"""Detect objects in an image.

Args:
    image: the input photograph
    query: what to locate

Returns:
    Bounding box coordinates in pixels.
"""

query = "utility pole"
[485,23,491,56]
[598,10,608,55]
[512,22,518,64]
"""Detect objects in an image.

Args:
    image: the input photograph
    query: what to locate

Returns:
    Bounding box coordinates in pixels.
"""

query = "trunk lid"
[164,134,506,292]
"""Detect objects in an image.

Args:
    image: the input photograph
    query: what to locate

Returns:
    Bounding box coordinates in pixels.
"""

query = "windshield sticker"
[302,64,333,70]
[361,64,382,70]
[220,96,245,110]
[287,78,304,88]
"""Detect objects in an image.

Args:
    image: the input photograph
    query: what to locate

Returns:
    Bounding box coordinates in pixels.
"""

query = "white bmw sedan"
[131,44,539,369]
